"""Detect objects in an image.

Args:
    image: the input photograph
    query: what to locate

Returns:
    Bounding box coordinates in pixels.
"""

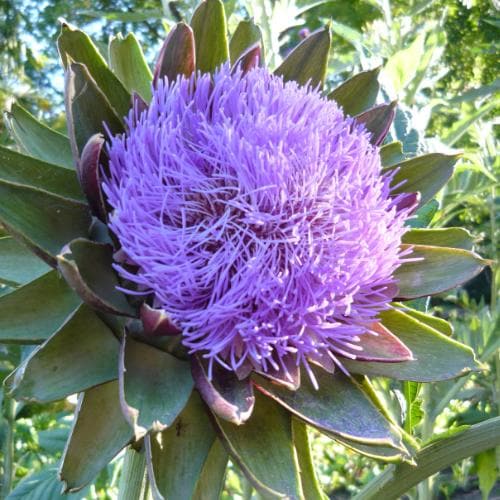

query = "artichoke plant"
[0,0,490,497]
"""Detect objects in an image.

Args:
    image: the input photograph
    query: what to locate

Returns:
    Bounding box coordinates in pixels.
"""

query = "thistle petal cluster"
[103,65,413,377]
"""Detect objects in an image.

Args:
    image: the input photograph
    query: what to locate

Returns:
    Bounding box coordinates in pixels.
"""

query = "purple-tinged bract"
[102,64,414,379]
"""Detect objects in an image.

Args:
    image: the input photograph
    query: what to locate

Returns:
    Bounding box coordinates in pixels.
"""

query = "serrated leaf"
[109,33,152,102]
[60,381,133,492]
[57,238,135,316]
[0,146,84,202]
[380,141,405,167]
[395,245,489,299]
[7,465,86,500]
[58,23,131,117]
[403,381,423,433]
[355,101,397,146]
[5,304,118,402]
[329,67,380,116]
[191,355,255,425]
[0,237,50,287]
[0,270,81,343]
[65,62,124,161]
[213,392,302,498]
[388,153,459,207]
[274,27,331,88]
[5,103,74,169]
[119,335,193,439]
[475,448,497,500]
[146,391,220,500]
[191,0,229,73]
[402,228,474,250]
[292,420,326,499]
[255,368,401,447]
[0,182,91,266]
[343,309,479,381]
[229,19,263,65]
[154,22,196,84]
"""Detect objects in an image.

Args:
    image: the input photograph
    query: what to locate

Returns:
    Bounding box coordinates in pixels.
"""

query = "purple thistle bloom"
[102,64,414,381]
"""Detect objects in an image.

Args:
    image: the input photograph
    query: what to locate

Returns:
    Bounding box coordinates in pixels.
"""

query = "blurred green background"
[0,0,498,498]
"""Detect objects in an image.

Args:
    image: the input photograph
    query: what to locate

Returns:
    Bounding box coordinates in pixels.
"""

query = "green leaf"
[292,420,326,499]
[5,103,74,169]
[274,27,331,88]
[7,465,86,500]
[0,181,91,266]
[192,439,229,500]
[213,392,302,498]
[400,305,453,337]
[442,99,499,146]
[355,101,396,146]
[65,62,125,160]
[0,146,84,202]
[388,153,459,207]
[191,355,255,425]
[191,0,229,73]
[119,335,193,439]
[403,381,423,434]
[395,244,489,299]
[38,427,71,454]
[0,270,81,343]
[343,309,479,382]
[0,237,50,287]
[60,380,133,492]
[58,23,131,117]
[383,32,426,94]
[5,304,118,402]
[328,67,380,116]
[109,33,152,102]
[380,141,405,167]
[406,199,439,229]
[475,448,497,500]
[229,19,263,65]
[154,23,196,84]
[402,228,474,250]
[146,391,221,500]
[355,417,500,500]
[255,369,401,447]
[57,238,135,317]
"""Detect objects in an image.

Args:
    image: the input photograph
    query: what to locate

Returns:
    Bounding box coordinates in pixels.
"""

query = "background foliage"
[0,0,498,498]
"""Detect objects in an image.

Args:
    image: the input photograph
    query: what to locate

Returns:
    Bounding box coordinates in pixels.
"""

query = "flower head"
[103,64,413,379]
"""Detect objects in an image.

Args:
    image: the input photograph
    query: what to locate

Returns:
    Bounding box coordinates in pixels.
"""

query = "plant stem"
[355,417,500,500]
[118,447,147,500]
[417,384,434,500]
[1,395,16,498]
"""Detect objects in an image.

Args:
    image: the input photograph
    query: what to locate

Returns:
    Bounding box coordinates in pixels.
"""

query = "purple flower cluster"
[103,65,413,379]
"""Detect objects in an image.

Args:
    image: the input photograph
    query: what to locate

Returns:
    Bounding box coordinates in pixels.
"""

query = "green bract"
[0,0,490,497]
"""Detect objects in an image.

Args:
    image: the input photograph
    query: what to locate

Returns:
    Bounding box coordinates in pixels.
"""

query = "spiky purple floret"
[103,64,413,378]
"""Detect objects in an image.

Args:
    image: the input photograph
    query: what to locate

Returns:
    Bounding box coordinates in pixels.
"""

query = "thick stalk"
[118,447,147,500]
[1,396,16,498]
[417,384,434,500]
[355,417,500,500]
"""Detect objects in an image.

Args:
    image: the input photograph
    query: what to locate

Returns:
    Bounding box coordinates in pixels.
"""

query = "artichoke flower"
[0,0,490,497]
